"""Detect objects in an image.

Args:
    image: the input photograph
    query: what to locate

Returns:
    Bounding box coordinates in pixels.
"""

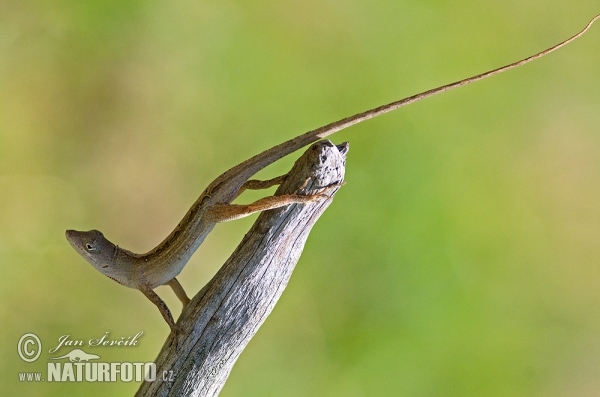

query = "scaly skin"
[66,16,599,332]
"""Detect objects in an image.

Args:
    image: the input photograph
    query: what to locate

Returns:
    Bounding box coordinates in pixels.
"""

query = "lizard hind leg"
[207,182,342,223]
[233,174,288,200]
[166,278,191,308]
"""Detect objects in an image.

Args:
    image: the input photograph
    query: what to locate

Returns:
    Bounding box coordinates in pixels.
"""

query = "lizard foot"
[297,180,345,200]
[169,324,185,350]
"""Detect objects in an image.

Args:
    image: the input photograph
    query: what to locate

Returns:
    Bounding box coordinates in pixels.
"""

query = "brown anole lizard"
[66,16,599,333]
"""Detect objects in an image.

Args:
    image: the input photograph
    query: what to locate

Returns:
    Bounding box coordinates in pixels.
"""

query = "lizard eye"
[86,243,95,251]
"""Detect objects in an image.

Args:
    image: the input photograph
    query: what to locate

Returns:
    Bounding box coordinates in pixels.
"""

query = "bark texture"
[136,140,347,397]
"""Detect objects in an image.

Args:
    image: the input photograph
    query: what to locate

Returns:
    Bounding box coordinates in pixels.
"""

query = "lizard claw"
[295,179,345,196]
[319,181,345,194]
[301,181,346,202]
[293,177,312,195]
[313,181,346,197]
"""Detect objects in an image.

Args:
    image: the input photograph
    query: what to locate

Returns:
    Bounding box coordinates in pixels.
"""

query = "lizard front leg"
[166,277,191,308]
[140,285,180,333]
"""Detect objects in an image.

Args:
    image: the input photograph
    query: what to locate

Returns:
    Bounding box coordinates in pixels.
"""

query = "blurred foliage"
[1,1,600,396]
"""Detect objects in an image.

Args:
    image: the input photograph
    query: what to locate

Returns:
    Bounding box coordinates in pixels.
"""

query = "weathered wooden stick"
[136,140,347,397]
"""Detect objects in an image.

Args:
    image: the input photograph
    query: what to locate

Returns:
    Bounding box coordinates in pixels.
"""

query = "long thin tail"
[311,14,600,140]
[306,15,600,138]
[213,15,599,195]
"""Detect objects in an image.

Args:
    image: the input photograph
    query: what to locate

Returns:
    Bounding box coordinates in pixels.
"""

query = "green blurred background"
[2,1,600,395]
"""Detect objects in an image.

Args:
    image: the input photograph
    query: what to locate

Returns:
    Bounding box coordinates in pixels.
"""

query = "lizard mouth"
[65,229,87,255]
[65,229,78,245]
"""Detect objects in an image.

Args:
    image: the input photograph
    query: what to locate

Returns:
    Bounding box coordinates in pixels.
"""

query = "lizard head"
[65,230,122,282]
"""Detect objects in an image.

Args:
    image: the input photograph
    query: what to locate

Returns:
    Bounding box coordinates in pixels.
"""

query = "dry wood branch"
[136,140,348,397]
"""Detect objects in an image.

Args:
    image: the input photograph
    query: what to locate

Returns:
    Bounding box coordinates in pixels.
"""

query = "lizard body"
[66,16,599,332]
